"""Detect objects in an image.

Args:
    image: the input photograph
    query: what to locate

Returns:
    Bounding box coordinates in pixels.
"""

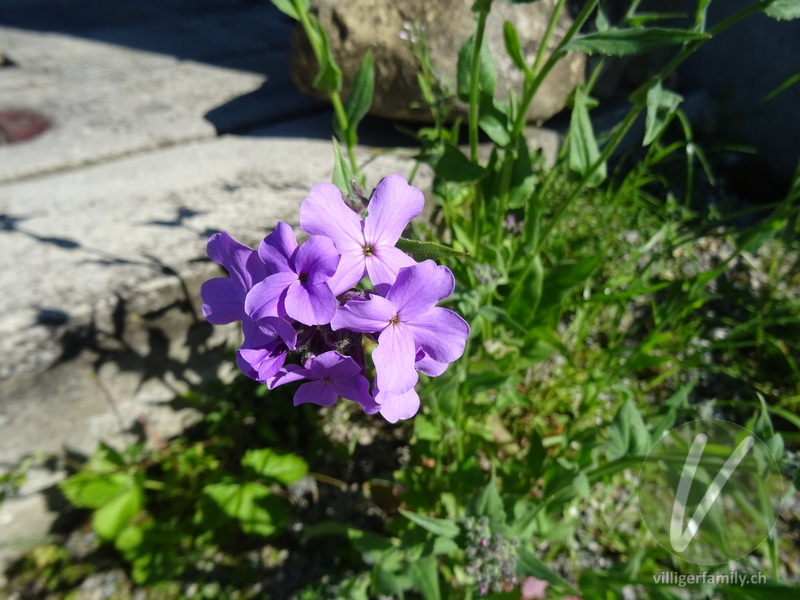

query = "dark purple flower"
[300,174,423,294]
[331,260,470,414]
[200,232,266,324]
[235,316,297,383]
[269,351,379,413]
[245,222,340,326]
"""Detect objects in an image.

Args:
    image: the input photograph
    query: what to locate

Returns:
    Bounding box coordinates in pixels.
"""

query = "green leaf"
[509,254,543,321]
[344,51,375,147]
[538,253,603,313]
[457,33,497,101]
[347,529,398,564]
[200,482,283,537]
[242,448,308,485]
[503,21,530,74]
[644,81,682,145]
[115,522,184,585]
[517,546,578,592]
[331,138,354,194]
[399,509,461,539]
[270,0,307,20]
[433,144,487,182]
[468,474,506,526]
[568,87,606,186]
[60,472,130,509]
[563,27,709,56]
[309,19,342,93]
[607,400,651,461]
[91,477,143,540]
[395,237,469,261]
[764,0,800,20]
[507,136,536,209]
[526,430,546,479]
[478,93,512,147]
[409,555,441,600]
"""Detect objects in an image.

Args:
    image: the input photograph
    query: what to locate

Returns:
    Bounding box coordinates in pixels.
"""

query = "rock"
[289,0,585,124]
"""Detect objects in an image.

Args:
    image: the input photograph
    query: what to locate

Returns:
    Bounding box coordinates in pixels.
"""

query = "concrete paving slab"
[0,1,322,181]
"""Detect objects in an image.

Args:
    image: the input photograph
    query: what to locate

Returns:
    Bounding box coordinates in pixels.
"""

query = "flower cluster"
[461,516,519,595]
[200,174,470,422]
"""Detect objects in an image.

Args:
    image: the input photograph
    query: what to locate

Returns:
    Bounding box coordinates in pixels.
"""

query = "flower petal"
[331,294,396,333]
[268,364,308,389]
[305,351,359,380]
[363,174,424,246]
[201,277,244,324]
[366,246,417,292]
[375,387,420,423]
[293,380,338,407]
[257,222,297,275]
[415,351,449,377]
[207,232,266,290]
[373,323,418,394]
[300,182,364,248]
[245,272,297,320]
[327,248,366,295]
[388,261,455,320]
[285,281,336,325]
[330,373,374,408]
[236,347,286,383]
[406,307,469,364]
[294,236,340,285]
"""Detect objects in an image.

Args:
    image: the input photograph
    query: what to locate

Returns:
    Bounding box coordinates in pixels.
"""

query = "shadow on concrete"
[0,0,287,75]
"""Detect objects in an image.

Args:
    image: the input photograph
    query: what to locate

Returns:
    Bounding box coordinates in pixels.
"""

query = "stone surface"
[0,0,323,182]
[289,0,585,124]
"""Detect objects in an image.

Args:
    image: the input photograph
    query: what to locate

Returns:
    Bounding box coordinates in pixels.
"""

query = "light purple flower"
[245,222,340,326]
[200,232,266,324]
[236,316,297,383]
[373,385,421,423]
[269,351,379,413]
[331,260,470,397]
[300,174,424,294]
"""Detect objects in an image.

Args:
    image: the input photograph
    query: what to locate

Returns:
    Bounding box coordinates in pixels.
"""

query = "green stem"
[468,7,490,163]
[329,91,358,173]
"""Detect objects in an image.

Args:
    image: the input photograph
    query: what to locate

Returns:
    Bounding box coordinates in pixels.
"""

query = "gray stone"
[290,0,585,124]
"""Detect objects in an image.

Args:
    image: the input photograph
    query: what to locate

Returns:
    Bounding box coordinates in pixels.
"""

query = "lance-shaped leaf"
[644,81,683,145]
[395,238,469,261]
[765,0,800,20]
[568,87,606,186]
[563,27,709,56]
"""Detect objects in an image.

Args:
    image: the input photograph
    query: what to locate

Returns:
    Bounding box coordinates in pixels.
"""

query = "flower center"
[389,315,400,325]
[298,272,309,283]
[362,244,374,257]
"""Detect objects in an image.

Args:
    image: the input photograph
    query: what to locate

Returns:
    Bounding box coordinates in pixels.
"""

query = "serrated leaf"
[568,87,606,186]
[409,555,441,600]
[564,27,709,56]
[644,81,682,145]
[503,21,530,74]
[457,34,497,101]
[433,144,487,182]
[92,478,143,540]
[242,448,308,485]
[395,238,469,261]
[765,0,800,20]
[399,508,461,538]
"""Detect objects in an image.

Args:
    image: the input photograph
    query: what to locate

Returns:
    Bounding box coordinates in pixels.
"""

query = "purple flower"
[331,260,470,403]
[300,174,424,294]
[373,385,421,423]
[236,316,297,383]
[245,222,340,326]
[200,232,266,324]
[270,351,379,413]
